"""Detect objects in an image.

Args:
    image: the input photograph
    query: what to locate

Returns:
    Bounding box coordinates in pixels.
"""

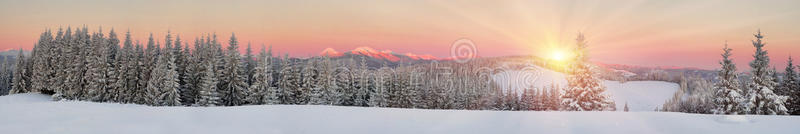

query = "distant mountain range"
[319,46,441,62]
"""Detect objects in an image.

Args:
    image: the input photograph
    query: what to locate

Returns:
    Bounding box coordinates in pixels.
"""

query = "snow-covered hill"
[492,65,679,111]
[1,93,798,134]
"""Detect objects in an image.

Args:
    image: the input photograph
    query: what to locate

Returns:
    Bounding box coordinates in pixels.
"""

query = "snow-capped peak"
[318,46,439,62]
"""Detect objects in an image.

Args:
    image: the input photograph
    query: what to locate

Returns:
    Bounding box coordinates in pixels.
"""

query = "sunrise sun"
[550,50,569,61]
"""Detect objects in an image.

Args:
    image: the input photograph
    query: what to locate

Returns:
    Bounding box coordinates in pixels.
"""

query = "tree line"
[663,30,799,115]
[4,27,614,111]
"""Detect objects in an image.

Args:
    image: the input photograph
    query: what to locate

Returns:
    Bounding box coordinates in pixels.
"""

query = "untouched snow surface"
[2,93,799,134]
[492,65,678,111]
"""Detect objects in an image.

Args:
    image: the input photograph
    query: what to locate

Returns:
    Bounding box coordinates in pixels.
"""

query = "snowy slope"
[492,65,678,111]
[1,93,799,134]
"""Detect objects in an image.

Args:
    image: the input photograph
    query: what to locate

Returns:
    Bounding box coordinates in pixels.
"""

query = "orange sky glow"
[1,0,799,70]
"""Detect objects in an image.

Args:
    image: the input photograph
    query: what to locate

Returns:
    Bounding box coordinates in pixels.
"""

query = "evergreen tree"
[777,56,800,114]
[181,42,199,105]
[145,33,182,106]
[244,42,256,86]
[174,35,191,105]
[278,59,300,104]
[103,29,120,102]
[30,30,54,93]
[712,43,747,114]
[50,28,68,99]
[353,57,370,106]
[246,47,271,105]
[743,30,788,115]
[132,42,148,104]
[262,45,281,105]
[298,59,317,104]
[9,49,28,94]
[84,29,112,102]
[196,61,221,106]
[112,30,135,103]
[561,33,614,111]
[368,63,390,107]
[219,33,248,106]
[53,27,70,98]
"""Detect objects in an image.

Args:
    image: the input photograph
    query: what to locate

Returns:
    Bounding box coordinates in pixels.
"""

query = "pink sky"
[1,0,799,70]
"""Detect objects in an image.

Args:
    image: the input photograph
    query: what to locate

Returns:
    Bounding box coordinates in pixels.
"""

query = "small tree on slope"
[712,42,747,114]
[560,33,614,111]
[743,30,788,115]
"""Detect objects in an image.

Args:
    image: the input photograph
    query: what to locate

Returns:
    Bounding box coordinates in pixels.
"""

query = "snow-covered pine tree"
[211,34,228,102]
[533,89,543,111]
[368,62,390,107]
[387,67,404,108]
[323,56,342,105]
[402,68,422,108]
[743,30,788,115]
[180,42,198,105]
[298,59,319,105]
[103,28,120,102]
[278,58,301,104]
[49,28,68,99]
[246,46,271,105]
[85,29,112,102]
[0,57,9,95]
[219,33,248,106]
[262,45,281,105]
[161,34,182,106]
[333,62,355,106]
[560,33,614,111]
[145,33,182,106]
[310,56,333,105]
[777,56,800,114]
[353,57,370,106]
[140,33,158,103]
[244,42,256,86]
[112,30,134,103]
[65,27,90,100]
[132,42,148,104]
[196,60,221,106]
[711,42,747,115]
[9,48,28,94]
[30,30,54,93]
[173,35,191,105]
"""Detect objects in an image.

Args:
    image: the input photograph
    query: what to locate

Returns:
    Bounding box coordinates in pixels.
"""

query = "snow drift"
[1,93,799,134]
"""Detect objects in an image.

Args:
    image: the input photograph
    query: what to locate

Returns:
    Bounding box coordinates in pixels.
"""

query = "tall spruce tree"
[181,42,199,105]
[112,30,135,103]
[298,59,317,104]
[30,30,53,93]
[744,30,788,115]
[9,49,28,94]
[246,47,271,105]
[244,42,255,86]
[777,56,800,114]
[220,33,248,106]
[196,60,221,106]
[85,29,112,102]
[712,42,747,114]
[278,58,299,104]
